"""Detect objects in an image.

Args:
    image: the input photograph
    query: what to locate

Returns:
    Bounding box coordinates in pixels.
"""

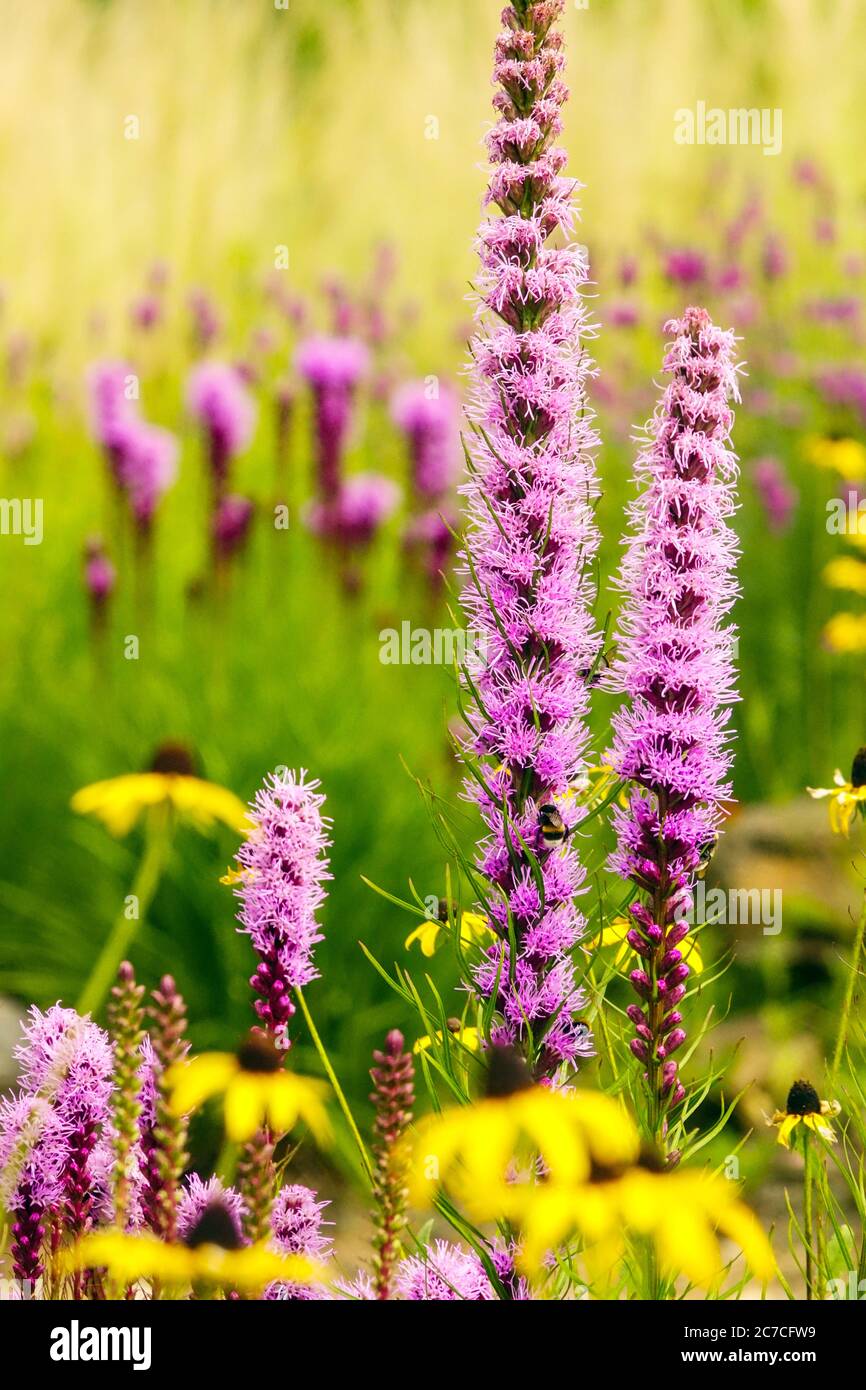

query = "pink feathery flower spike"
[1,1005,115,1286]
[264,1183,333,1300]
[233,769,332,1047]
[457,0,601,1082]
[606,306,741,1141]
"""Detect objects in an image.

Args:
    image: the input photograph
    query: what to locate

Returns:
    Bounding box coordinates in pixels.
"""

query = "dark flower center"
[150,741,198,777]
[236,1030,283,1074]
[484,1044,534,1099]
[785,1079,821,1116]
[184,1202,242,1251]
[850,747,866,788]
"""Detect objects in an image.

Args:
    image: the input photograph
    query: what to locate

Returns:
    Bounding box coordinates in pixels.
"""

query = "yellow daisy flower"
[769,1079,840,1148]
[805,434,866,481]
[405,906,495,957]
[413,1021,481,1054]
[72,742,247,837]
[823,556,866,595]
[63,1230,321,1294]
[808,750,866,835]
[165,1031,331,1144]
[500,1165,774,1289]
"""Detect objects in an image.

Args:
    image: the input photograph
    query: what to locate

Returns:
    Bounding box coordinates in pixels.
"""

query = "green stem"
[77,807,172,1016]
[803,1130,816,1300]
[295,985,373,1184]
[830,889,866,1085]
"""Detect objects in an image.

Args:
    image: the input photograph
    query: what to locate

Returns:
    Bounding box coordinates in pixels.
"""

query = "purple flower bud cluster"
[458,0,600,1080]
[234,769,332,1046]
[607,307,741,1126]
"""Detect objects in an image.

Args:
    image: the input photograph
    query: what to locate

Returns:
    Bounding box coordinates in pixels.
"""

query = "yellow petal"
[655,1203,721,1288]
[168,776,248,834]
[225,1074,267,1142]
[165,1053,238,1117]
[511,1187,578,1271]
[715,1202,776,1283]
[267,1073,331,1144]
[71,773,168,836]
[776,1113,801,1148]
[803,1112,837,1143]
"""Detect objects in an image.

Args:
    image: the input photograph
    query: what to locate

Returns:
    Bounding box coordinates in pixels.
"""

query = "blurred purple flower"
[391,380,458,499]
[306,473,399,548]
[753,456,798,533]
[187,361,256,497]
[295,336,369,503]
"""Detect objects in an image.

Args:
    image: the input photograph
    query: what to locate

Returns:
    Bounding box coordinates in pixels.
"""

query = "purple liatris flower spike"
[458,0,600,1081]
[234,769,332,1046]
[264,1184,333,1301]
[395,1239,495,1301]
[295,336,369,504]
[0,1093,58,1287]
[6,1005,114,1275]
[187,361,256,499]
[391,380,458,500]
[607,306,741,1136]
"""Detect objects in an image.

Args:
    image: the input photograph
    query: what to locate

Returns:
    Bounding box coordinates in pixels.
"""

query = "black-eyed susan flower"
[72,742,247,837]
[405,904,494,957]
[499,1163,775,1289]
[768,1079,840,1148]
[165,1030,331,1144]
[808,747,866,835]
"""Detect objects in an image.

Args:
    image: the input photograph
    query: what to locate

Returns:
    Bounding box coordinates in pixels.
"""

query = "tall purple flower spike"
[1,1005,115,1285]
[607,306,741,1136]
[234,769,332,1046]
[457,0,600,1082]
